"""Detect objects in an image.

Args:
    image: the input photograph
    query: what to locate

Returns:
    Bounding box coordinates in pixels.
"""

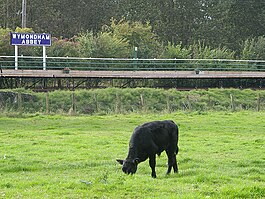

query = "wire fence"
[0,89,264,115]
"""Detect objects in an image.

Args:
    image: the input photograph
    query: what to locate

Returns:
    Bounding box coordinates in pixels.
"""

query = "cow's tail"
[176,145,179,155]
[175,125,179,155]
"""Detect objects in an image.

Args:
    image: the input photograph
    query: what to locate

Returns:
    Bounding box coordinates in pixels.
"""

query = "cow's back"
[149,120,178,152]
[133,120,178,154]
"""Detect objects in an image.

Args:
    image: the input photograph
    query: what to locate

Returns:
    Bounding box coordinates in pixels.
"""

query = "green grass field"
[0,112,264,198]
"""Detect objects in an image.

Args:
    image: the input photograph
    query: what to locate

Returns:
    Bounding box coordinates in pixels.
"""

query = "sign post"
[10,33,51,70]
[43,46,46,70]
[15,45,18,70]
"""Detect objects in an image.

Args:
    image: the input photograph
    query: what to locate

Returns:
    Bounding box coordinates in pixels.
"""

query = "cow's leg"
[173,146,179,173]
[166,150,174,174]
[166,150,179,174]
[149,155,157,178]
[172,154,178,173]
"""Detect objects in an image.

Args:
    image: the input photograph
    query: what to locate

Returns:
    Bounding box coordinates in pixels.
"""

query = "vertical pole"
[43,46,46,70]
[230,94,235,111]
[257,93,261,112]
[186,95,191,111]
[71,92,76,114]
[15,45,18,70]
[140,94,145,111]
[166,94,171,113]
[133,47,138,70]
[115,92,120,114]
[93,93,98,112]
[17,92,22,113]
[22,0,26,28]
[134,47,138,58]
[6,0,9,27]
[46,92,49,114]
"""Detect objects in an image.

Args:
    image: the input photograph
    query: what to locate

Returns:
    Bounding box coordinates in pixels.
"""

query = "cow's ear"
[116,159,124,165]
[133,158,140,165]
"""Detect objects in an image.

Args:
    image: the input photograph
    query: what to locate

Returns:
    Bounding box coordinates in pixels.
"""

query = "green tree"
[93,32,130,58]
[0,28,13,56]
[0,0,21,29]
[26,0,119,37]
[194,0,234,48]
[225,0,265,51]
[107,19,163,58]
[116,0,209,46]
[77,32,95,57]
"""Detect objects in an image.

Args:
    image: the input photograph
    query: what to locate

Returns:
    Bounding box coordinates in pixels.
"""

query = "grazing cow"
[117,120,179,178]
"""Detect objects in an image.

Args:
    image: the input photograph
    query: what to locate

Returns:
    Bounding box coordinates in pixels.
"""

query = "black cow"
[117,120,179,178]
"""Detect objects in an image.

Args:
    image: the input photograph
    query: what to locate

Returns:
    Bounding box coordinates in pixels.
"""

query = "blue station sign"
[10,33,51,46]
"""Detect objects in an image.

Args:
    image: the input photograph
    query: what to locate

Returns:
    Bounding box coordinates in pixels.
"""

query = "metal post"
[133,47,138,70]
[22,0,27,28]
[15,45,18,70]
[134,47,138,59]
[43,46,46,70]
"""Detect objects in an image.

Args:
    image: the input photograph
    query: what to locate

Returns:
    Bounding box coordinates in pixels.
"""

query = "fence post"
[186,95,191,111]
[257,93,261,112]
[208,94,212,110]
[46,92,49,114]
[17,92,22,113]
[115,93,121,114]
[93,93,98,112]
[71,92,76,114]
[230,94,235,111]
[140,94,145,112]
[166,94,171,113]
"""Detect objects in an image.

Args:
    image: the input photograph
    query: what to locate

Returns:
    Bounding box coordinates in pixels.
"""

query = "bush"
[0,28,13,56]
[77,32,94,57]
[241,36,265,62]
[93,32,130,58]
[162,41,235,60]
[161,42,191,59]
[191,41,235,59]
[47,37,80,57]
[108,19,163,58]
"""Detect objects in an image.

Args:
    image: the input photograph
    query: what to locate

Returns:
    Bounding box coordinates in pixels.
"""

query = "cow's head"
[116,158,140,175]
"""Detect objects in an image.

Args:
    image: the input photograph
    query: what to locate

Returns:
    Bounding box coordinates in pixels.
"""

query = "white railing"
[1,55,265,71]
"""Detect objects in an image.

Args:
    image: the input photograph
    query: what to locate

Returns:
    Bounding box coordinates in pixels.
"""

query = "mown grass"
[0,112,264,198]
